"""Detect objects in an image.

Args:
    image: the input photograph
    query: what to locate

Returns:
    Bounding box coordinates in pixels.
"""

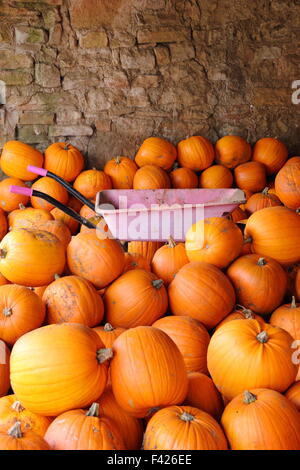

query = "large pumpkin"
[234,161,266,193]
[207,319,297,400]
[177,136,214,171]
[170,167,198,189]
[0,141,43,181]
[67,231,125,288]
[0,229,65,287]
[43,275,104,327]
[110,326,188,418]
[227,254,288,314]
[0,178,29,212]
[0,343,10,398]
[270,296,300,341]
[215,135,251,169]
[104,269,168,328]
[44,403,125,450]
[44,142,84,182]
[93,323,126,349]
[133,164,171,190]
[104,156,138,189]
[185,217,243,268]
[168,261,235,329]
[8,206,53,229]
[245,187,282,214]
[0,285,45,345]
[275,158,300,210]
[127,241,163,264]
[0,422,50,450]
[221,389,300,450]
[31,177,69,212]
[252,137,288,175]
[10,323,112,416]
[244,206,300,265]
[144,405,228,450]
[199,164,233,188]
[184,373,224,421]
[151,237,189,285]
[135,137,177,171]
[152,316,210,374]
[73,169,112,199]
[285,381,300,411]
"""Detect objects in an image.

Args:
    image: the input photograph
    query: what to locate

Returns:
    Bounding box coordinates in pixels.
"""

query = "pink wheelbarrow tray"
[10,166,246,242]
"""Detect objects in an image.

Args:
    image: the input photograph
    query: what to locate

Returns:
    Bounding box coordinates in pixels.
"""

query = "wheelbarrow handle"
[9,186,96,229]
[27,165,94,211]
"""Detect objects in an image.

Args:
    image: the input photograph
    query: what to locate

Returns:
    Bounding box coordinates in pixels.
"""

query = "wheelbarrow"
[10,165,246,242]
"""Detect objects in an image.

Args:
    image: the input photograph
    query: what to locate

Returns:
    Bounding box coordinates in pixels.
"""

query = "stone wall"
[1,0,300,167]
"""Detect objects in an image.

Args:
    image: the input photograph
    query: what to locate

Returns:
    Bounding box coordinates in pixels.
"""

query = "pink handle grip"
[10,185,33,197]
[27,165,48,177]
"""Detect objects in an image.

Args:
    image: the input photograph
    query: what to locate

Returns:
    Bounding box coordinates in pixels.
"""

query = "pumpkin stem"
[172,162,179,171]
[180,411,195,422]
[103,323,114,332]
[2,307,12,317]
[168,236,176,248]
[235,304,254,319]
[243,390,257,404]
[115,156,121,164]
[257,257,266,266]
[96,348,113,364]
[243,237,252,244]
[11,401,25,412]
[152,279,164,289]
[86,402,99,417]
[18,203,26,210]
[256,331,269,343]
[0,249,7,259]
[63,142,70,150]
[291,296,297,309]
[296,208,300,214]
[54,274,60,280]
[262,187,269,195]
[8,421,22,438]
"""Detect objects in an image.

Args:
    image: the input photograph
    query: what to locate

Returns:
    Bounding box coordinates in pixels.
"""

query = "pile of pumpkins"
[0,135,299,450]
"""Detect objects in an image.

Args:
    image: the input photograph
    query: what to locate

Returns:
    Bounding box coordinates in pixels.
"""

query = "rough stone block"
[56,109,82,124]
[35,63,61,88]
[0,70,33,86]
[19,111,54,125]
[17,125,49,143]
[15,26,46,45]
[137,28,190,44]
[79,32,108,48]
[0,51,33,69]
[120,48,155,70]
[49,125,94,137]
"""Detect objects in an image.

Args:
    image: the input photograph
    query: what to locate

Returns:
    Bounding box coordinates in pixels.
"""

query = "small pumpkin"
[133,164,171,190]
[215,135,251,169]
[252,137,288,175]
[227,206,247,223]
[104,156,138,189]
[285,381,300,411]
[234,161,266,193]
[0,178,29,212]
[275,158,300,210]
[73,169,112,199]
[44,142,84,182]
[170,167,198,189]
[93,323,126,348]
[270,296,300,340]
[127,241,163,264]
[0,343,10,398]
[177,136,214,171]
[135,137,177,171]
[199,164,233,189]
[0,421,50,450]
[0,141,43,181]
[8,206,53,229]
[151,237,189,285]
[215,304,265,331]
[245,187,282,214]
[184,372,224,421]
[123,252,151,272]
[31,177,69,212]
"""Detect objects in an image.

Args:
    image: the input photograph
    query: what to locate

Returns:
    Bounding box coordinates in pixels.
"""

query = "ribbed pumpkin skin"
[133,165,171,190]
[51,207,79,235]
[252,137,288,175]
[0,425,50,450]
[93,324,126,348]
[0,178,29,212]
[207,319,297,400]
[9,207,53,229]
[227,254,288,314]
[31,177,69,212]
[184,373,224,421]
[170,167,198,189]
[185,217,243,268]
[67,232,125,289]
[44,142,84,182]
[10,323,110,416]
[104,269,168,328]
[0,395,51,437]
[135,137,177,171]
[234,161,266,192]
[152,316,210,374]
[73,169,112,199]
[168,261,236,329]
[285,382,300,411]
[151,240,189,285]
[0,344,10,398]
[199,164,233,188]
[96,387,144,450]
[144,405,228,450]
[110,326,188,418]
[43,275,104,327]
[44,408,125,450]
[123,252,151,272]
[0,285,45,345]
[245,189,282,214]
[215,136,251,169]
[275,159,300,210]
[127,241,163,264]
[104,156,138,189]
[244,206,300,265]
[0,229,66,287]
[177,136,214,171]
[221,388,300,450]
[228,206,247,223]
[0,140,44,181]
[270,298,300,340]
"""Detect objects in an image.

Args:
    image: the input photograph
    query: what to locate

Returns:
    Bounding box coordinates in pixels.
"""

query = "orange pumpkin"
[135,137,177,171]
[110,326,188,418]
[51,206,79,235]
[170,167,198,189]
[68,195,83,212]
[8,206,53,229]
[133,164,171,189]
[127,241,163,264]
[227,254,287,314]
[244,206,300,265]
[221,389,300,450]
[199,164,233,188]
[44,142,84,182]
[215,135,251,169]
[10,323,112,416]
[177,136,214,171]
[104,156,138,189]
[0,209,7,241]
[0,229,66,287]
[168,261,236,329]
[151,237,189,285]
[30,285,48,300]
[0,178,29,212]
[0,395,51,437]
[123,252,151,272]
[43,275,104,327]
[245,187,282,214]
[275,158,300,210]
[285,382,300,411]
[144,405,228,450]
[30,219,71,249]
[0,343,10,398]
[227,206,247,223]
[152,316,210,374]
[215,304,265,331]
[185,217,243,268]
[234,161,266,192]
[296,268,300,301]
[104,269,168,328]
[270,296,300,341]
[207,319,297,400]
[73,169,112,199]
[0,273,10,286]
[0,422,50,450]
[93,323,126,348]
[252,137,288,175]
[184,373,224,421]
[0,140,43,181]
[67,232,125,288]
[285,263,300,299]
[31,177,69,211]
[0,285,45,345]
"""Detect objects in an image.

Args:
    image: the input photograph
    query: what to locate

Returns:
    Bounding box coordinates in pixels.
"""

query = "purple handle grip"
[27,165,48,177]
[10,185,33,197]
